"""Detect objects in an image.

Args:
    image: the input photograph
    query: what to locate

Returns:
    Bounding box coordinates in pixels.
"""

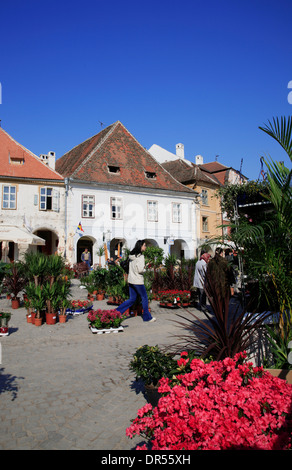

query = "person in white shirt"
[116,240,156,322]
[193,251,211,312]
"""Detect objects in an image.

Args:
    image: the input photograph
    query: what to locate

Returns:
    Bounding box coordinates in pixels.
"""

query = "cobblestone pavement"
[0,279,205,450]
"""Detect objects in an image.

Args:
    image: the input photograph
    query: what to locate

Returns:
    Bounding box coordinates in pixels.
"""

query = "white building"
[0,127,65,261]
[56,121,198,266]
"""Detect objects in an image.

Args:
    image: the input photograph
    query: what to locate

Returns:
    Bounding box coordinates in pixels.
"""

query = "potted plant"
[54,281,71,322]
[3,263,26,309]
[129,345,177,407]
[24,252,48,287]
[30,285,46,326]
[0,311,11,335]
[96,245,105,267]
[58,298,71,323]
[70,299,93,314]
[43,281,59,324]
[23,281,38,324]
[87,308,129,333]
[92,267,108,300]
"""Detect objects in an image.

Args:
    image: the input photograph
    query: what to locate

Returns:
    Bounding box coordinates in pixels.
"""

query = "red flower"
[126,352,292,450]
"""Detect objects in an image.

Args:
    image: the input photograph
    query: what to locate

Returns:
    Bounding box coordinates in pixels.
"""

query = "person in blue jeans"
[116,240,156,322]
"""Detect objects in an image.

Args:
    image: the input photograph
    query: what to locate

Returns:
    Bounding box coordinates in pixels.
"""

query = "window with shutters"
[40,187,60,212]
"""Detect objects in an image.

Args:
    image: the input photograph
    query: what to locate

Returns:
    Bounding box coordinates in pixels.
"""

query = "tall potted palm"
[43,281,59,324]
[30,285,46,326]
[24,252,48,287]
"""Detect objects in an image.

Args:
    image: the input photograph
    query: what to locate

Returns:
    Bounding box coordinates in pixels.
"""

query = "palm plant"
[173,261,271,360]
[30,285,46,319]
[24,252,48,286]
[46,254,65,286]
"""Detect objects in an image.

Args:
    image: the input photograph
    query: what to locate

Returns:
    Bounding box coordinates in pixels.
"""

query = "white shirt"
[193,259,207,289]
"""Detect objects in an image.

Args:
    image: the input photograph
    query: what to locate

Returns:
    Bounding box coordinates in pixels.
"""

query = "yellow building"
[161,158,222,254]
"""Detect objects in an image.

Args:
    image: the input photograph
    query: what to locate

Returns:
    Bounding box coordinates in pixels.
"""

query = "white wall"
[0,181,66,258]
[66,183,197,265]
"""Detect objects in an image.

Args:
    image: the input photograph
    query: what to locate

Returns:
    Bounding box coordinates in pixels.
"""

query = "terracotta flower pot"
[34,317,42,326]
[58,314,67,323]
[45,312,57,325]
[96,293,104,301]
[11,298,20,309]
[31,311,36,324]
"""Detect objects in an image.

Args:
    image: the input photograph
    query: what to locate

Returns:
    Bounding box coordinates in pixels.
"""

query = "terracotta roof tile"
[56,122,194,194]
[0,127,63,181]
[162,159,222,187]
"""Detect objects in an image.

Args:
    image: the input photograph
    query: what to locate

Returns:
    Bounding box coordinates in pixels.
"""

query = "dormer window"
[108,165,120,174]
[145,171,156,179]
[9,155,24,165]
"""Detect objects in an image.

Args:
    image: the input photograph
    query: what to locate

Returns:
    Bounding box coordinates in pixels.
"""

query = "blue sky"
[1,0,291,180]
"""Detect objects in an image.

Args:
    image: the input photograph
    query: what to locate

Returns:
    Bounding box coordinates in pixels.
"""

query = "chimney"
[176,143,184,159]
[195,155,203,165]
[39,151,56,170]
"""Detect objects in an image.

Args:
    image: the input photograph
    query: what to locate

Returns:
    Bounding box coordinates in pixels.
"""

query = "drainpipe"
[64,177,69,259]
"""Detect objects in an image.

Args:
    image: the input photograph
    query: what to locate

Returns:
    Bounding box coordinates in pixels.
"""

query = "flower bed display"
[87,309,129,333]
[158,290,191,307]
[67,299,93,315]
[126,352,292,450]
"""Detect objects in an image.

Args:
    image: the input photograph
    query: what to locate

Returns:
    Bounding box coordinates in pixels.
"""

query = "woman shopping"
[116,240,156,322]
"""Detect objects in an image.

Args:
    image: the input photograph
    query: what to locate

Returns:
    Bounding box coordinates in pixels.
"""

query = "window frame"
[147,200,158,222]
[202,216,209,232]
[110,196,123,220]
[172,202,182,223]
[82,194,95,218]
[2,185,17,210]
[201,188,209,205]
[39,187,60,212]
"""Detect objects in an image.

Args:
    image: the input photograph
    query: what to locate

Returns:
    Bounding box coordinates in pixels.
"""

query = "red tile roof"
[56,121,194,194]
[161,159,222,187]
[199,161,247,185]
[0,127,63,181]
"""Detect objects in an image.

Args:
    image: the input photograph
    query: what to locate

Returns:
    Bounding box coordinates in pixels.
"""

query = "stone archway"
[76,236,95,264]
[109,237,126,259]
[35,229,59,256]
[170,239,190,259]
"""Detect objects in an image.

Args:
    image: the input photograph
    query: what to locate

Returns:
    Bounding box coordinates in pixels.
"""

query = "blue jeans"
[116,284,152,321]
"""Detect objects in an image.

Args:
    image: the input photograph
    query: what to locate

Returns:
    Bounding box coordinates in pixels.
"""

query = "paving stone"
[0,281,207,450]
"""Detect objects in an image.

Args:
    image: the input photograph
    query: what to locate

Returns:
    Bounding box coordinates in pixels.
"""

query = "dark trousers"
[198,288,207,310]
[116,283,152,321]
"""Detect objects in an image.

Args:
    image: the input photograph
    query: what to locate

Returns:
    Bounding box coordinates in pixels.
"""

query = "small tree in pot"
[3,263,26,308]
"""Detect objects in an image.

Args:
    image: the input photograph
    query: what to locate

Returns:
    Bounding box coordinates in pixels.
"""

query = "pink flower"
[126,353,292,450]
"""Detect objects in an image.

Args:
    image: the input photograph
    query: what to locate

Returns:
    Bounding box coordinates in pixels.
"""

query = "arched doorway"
[144,238,158,248]
[170,239,189,259]
[109,238,126,259]
[35,229,59,256]
[76,236,95,263]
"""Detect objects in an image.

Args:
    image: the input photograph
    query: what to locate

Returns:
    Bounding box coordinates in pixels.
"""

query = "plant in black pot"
[129,345,177,407]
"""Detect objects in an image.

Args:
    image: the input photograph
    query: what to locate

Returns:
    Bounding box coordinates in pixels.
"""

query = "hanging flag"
[76,221,84,234]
